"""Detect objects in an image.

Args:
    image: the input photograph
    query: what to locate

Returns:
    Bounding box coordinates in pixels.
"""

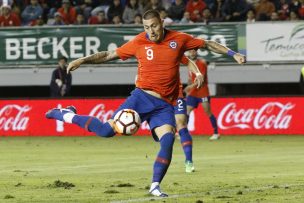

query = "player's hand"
[184,81,201,95]
[67,58,84,73]
[233,53,246,64]
[194,73,204,89]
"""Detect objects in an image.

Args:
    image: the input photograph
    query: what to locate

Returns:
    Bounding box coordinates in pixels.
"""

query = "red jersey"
[299,5,304,18]
[116,29,205,105]
[88,16,108,24]
[0,13,21,27]
[186,0,207,21]
[57,7,77,24]
[188,59,209,98]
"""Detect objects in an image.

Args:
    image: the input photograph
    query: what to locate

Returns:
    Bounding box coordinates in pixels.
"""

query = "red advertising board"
[0,97,303,136]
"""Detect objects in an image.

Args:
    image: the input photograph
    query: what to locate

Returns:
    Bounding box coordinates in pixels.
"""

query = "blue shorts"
[112,88,175,141]
[186,95,211,108]
[174,98,187,115]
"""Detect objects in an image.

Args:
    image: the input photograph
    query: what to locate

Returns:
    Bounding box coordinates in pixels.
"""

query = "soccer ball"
[113,109,141,135]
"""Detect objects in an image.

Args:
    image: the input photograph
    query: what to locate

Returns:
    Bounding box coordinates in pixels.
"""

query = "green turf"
[0,136,304,203]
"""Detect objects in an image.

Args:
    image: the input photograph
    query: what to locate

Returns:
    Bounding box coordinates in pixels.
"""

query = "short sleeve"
[180,55,189,65]
[183,33,205,51]
[116,38,138,61]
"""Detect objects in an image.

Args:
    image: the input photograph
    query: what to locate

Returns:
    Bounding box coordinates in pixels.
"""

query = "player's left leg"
[174,98,194,173]
[149,124,175,197]
[148,102,176,197]
[201,97,219,140]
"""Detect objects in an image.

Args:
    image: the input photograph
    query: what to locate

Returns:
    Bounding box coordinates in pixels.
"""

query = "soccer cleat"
[209,134,220,140]
[45,105,77,121]
[185,160,195,173]
[149,185,168,197]
[66,105,77,114]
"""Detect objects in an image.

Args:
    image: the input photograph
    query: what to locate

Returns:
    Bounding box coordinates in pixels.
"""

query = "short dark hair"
[143,9,161,20]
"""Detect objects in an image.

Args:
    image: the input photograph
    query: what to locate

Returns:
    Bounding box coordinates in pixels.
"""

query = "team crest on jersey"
[169,41,178,49]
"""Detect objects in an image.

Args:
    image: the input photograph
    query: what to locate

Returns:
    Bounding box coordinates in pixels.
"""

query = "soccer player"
[46,10,246,197]
[134,56,199,173]
[184,49,219,140]
[175,56,201,173]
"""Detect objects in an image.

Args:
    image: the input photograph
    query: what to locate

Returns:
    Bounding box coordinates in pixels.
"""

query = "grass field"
[0,135,304,203]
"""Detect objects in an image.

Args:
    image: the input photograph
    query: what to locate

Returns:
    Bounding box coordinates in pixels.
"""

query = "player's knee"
[95,122,115,138]
[176,117,186,131]
[175,115,187,131]
[176,122,187,131]
[154,124,175,138]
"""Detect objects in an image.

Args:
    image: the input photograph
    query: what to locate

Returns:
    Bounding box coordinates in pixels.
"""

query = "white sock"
[150,182,159,190]
[63,112,75,123]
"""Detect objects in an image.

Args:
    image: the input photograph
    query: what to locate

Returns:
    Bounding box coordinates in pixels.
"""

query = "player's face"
[188,49,197,60]
[143,17,164,43]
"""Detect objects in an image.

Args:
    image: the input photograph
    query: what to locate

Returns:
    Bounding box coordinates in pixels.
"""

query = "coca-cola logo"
[218,102,295,130]
[89,104,114,122]
[0,104,31,131]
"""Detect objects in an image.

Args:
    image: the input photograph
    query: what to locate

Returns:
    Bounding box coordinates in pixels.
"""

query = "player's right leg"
[45,105,76,121]
[45,89,144,138]
[46,106,116,138]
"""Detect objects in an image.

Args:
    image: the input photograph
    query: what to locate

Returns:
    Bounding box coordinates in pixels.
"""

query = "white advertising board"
[246,23,304,61]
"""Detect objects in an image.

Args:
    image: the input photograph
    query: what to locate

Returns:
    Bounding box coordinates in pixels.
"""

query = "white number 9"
[146,49,153,60]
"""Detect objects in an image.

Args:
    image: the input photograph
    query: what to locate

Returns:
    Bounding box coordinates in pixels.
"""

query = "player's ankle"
[150,182,159,189]
[63,112,75,123]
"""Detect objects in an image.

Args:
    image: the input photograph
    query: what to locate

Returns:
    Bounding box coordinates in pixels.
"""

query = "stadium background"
[0,22,303,136]
[1,1,304,202]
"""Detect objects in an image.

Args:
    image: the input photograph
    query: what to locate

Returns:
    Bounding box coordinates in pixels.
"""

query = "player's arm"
[67,50,120,73]
[182,56,203,95]
[181,55,204,89]
[184,74,198,95]
[186,58,204,89]
[200,39,246,65]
